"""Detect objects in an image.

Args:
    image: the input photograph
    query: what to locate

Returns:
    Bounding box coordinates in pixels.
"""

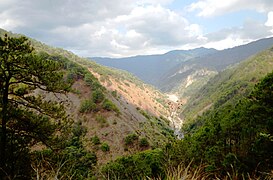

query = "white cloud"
[188,0,273,17]
[0,0,272,57]
[204,36,250,50]
[0,0,204,57]
[136,0,173,5]
[202,19,273,50]
[206,20,272,40]
[44,4,205,57]
[116,5,203,46]
[265,11,273,33]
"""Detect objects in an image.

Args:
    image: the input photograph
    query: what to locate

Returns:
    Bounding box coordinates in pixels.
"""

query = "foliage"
[182,49,273,122]
[101,148,164,179]
[124,133,139,146]
[79,99,97,113]
[102,99,120,114]
[0,34,70,179]
[138,109,151,119]
[31,122,97,179]
[84,72,104,91]
[139,137,149,148]
[111,90,118,98]
[172,70,273,177]
[91,135,101,145]
[92,89,105,104]
[101,142,110,152]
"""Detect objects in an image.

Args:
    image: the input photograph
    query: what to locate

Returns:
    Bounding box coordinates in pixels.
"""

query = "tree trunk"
[0,81,9,177]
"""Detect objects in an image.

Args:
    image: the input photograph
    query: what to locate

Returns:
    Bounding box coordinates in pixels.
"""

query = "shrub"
[101,143,110,152]
[92,89,105,103]
[124,133,139,146]
[101,149,164,179]
[102,99,120,113]
[91,135,101,145]
[84,73,104,90]
[139,137,149,147]
[79,100,96,113]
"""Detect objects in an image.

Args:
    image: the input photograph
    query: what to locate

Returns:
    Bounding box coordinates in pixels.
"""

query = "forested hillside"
[182,47,273,122]
[0,29,174,179]
[99,67,273,179]
[1,28,273,179]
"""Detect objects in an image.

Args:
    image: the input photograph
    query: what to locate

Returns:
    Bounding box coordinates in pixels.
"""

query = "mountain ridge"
[90,47,217,86]
[90,37,273,103]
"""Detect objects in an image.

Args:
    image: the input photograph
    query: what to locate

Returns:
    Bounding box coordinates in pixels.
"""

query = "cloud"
[188,0,273,17]
[0,0,272,57]
[40,4,205,57]
[115,5,203,46]
[206,20,272,41]
[0,0,204,57]
[203,37,248,50]
[202,19,273,50]
[136,0,174,5]
[265,11,273,33]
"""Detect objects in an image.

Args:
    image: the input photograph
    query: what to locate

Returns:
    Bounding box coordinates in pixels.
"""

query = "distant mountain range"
[90,47,217,86]
[159,37,273,94]
[91,37,273,99]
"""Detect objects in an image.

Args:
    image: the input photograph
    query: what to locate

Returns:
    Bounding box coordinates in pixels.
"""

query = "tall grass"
[146,163,273,180]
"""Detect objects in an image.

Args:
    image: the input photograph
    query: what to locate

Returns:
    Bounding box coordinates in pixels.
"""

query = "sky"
[0,0,273,57]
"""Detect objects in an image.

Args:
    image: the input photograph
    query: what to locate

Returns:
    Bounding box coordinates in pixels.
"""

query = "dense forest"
[1,34,273,179]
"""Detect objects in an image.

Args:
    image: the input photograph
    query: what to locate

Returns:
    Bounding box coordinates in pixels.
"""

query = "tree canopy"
[0,34,69,179]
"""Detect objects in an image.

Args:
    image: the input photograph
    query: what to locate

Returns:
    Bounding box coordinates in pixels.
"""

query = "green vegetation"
[182,49,273,122]
[101,142,110,152]
[3,29,273,179]
[99,70,273,179]
[92,89,105,103]
[0,34,97,179]
[102,99,120,114]
[33,122,97,179]
[138,109,151,119]
[124,133,139,146]
[139,137,149,147]
[168,70,273,178]
[91,135,101,145]
[101,148,164,179]
[79,99,96,113]
[111,90,118,98]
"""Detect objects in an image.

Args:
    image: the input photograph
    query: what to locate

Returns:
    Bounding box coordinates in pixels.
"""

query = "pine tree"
[0,34,69,179]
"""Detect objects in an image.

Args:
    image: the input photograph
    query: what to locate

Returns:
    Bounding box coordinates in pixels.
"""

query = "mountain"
[181,46,273,123]
[91,38,273,103]
[2,28,273,179]
[0,28,175,169]
[159,37,273,98]
[91,47,217,87]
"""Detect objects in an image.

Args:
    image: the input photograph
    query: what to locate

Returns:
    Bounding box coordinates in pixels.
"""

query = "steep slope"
[0,28,174,165]
[91,48,217,87]
[86,61,183,131]
[181,46,273,123]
